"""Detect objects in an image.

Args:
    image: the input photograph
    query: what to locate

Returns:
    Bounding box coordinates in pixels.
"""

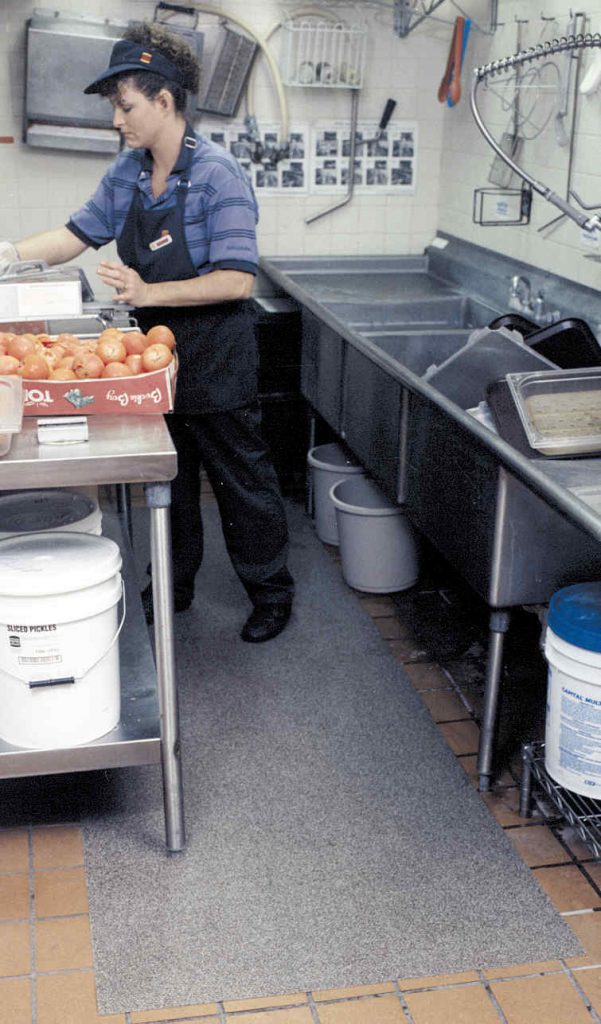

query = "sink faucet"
[509,276,561,325]
[532,291,561,326]
[509,275,533,313]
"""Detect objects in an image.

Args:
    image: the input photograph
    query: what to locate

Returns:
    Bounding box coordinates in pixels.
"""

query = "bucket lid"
[548,582,601,652]
[0,489,97,533]
[0,532,122,596]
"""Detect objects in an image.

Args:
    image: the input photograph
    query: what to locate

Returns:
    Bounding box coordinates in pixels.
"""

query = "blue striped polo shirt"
[66,128,259,275]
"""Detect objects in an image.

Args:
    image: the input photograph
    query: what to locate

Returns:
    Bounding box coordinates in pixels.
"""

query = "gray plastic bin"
[307,443,365,545]
[330,476,418,593]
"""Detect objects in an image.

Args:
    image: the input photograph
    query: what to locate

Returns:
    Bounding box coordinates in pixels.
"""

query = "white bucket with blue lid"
[545,582,601,797]
[0,531,123,749]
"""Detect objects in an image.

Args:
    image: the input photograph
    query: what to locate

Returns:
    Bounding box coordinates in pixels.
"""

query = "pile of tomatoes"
[0,324,176,381]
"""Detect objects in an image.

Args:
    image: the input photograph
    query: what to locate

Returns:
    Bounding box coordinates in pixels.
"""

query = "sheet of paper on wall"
[311,121,417,194]
[209,124,309,194]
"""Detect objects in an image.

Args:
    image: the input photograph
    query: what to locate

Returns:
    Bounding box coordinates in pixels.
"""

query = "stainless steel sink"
[286,270,453,304]
[325,296,498,330]
[363,330,471,376]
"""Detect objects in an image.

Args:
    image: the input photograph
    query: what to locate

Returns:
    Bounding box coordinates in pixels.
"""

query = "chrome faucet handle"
[533,291,546,320]
[509,274,532,312]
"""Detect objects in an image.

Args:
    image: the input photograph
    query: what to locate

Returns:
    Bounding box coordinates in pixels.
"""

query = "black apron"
[117,135,258,414]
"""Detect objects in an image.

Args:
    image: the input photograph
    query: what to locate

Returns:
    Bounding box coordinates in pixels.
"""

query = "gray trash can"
[307,443,365,545]
[330,476,418,593]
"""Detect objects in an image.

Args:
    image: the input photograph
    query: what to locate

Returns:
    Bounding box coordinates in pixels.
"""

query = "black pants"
[166,403,294,607]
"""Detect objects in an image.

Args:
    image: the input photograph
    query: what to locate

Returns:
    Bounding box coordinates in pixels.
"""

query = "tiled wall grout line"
[217,999,227,1022]
[28,825,37,1024]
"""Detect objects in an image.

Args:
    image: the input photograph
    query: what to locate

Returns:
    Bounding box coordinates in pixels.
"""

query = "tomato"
[49,366,77,380]
[19,354,50,379]
[146,324,175,350]
[125,353,143,375]
[73,352,105,379]
[58,355,76,371]
[102,361,131,378]
[44,345,66,370]
[53,333,81,352]
[0,355,20,375]
[142,343,173,372]
[97,328,125,346]
[7,335,37,361]
[97,337,127,365]
[123,331,147,355]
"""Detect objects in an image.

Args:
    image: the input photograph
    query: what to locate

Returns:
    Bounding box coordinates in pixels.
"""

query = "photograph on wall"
[391,159,413,186]
[315,130,339,157]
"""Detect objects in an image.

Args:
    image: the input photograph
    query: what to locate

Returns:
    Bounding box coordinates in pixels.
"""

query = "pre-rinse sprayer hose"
[187,2,290,141]
[471,32,601,231]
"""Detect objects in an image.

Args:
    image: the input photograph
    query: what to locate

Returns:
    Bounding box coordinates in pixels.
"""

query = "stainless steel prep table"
[0,415,184,852]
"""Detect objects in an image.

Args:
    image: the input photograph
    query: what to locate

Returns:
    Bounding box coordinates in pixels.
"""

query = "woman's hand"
[97,261,152,306]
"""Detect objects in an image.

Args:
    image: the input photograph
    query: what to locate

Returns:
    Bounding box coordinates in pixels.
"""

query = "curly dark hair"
[98,21,200,113]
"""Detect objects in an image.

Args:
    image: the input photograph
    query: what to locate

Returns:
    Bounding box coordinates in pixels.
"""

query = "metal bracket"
[394,0,448,37]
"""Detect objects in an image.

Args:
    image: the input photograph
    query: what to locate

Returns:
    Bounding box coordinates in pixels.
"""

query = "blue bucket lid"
[548,582,601,652]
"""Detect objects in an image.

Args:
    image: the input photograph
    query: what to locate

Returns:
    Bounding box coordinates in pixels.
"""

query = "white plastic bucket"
[545,582,601,797]
[0,489,102,540]
[307,443,365,545]
[0,532,123,749]
[330,476,419,593]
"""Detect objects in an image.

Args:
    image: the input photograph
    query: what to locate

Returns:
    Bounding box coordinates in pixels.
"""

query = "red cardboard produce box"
[22,360,176,416]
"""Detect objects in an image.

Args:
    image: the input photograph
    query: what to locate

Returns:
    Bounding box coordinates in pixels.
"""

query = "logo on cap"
[140,51,152,64]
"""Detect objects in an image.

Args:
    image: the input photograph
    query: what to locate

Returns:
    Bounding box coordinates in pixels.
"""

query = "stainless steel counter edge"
[260,256,601,547]
[0,414,177,489]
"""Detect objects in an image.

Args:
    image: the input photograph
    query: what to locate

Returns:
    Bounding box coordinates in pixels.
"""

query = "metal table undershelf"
[0,415,184,853]
[521,740,601,859]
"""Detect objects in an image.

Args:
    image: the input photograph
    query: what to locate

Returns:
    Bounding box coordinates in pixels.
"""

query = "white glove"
[0,241,19,276]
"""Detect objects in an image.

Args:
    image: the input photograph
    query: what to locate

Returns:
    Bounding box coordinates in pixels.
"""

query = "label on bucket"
[2,622,65,678]
[546,667,601,795]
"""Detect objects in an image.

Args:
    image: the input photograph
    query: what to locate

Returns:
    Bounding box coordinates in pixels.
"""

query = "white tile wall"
[438,0,601,293]
[4,0,599,300]
[0,0,449,298]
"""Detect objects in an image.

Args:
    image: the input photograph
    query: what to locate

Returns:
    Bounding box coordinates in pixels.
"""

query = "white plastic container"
[0,488,102,540]
[307,443,365,545]
[545,582,601,797]
[330,476,418,593]
[0,532,123,749]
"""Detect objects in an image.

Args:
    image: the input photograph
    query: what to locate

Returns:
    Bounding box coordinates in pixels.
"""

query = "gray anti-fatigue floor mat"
[0,501,581,1013]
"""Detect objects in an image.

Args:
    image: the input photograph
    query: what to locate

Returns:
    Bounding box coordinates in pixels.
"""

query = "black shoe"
[241,603,292,643]
[141,583,193,626]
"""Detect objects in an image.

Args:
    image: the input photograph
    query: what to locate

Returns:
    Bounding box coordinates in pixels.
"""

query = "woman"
[6,22,294,642]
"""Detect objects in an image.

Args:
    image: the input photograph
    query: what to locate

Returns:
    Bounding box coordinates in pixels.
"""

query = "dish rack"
[280,20,367,88]
[520,740,601,858]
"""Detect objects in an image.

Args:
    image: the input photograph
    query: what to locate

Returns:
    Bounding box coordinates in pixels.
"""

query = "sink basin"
[325,296,499,330]
[363,330,471,376]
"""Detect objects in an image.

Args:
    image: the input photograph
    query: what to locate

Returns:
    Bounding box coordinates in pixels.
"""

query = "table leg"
[145,481,185,853]
[306,408,317,518]
[477,608,511,793]
[116,483,133,542]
